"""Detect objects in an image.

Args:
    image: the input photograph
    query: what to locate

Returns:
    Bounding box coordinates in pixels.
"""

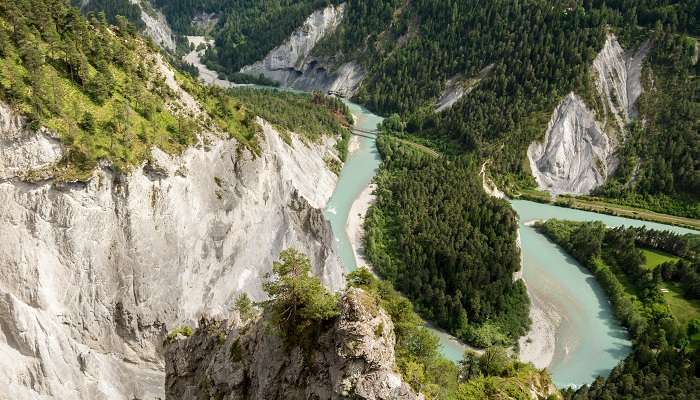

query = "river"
[325,101,698,388]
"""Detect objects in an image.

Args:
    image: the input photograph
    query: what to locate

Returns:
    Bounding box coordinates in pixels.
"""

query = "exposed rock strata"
[165,288,422,400]
[130,0,176,51]
[527,93,615,195]
[241,4,366,97]
[434,64,494,112]
[528,34,649,195]
[591,34,650,133]
[0,69,344,399]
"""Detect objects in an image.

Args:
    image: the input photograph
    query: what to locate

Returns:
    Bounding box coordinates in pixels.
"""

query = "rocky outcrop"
[130,0,176,51]
[528,34,649,195]
[0,102,62,180]
[184,36,238,89]
[528,93,615,195]
[592,33,650,133]
[0,65,345,398]
[435,64,494,113]
[240,4,366,97]
[165,288,422,400]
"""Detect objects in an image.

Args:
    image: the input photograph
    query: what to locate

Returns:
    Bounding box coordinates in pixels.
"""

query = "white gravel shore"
[518,294,558,369]
[346,183,376,268]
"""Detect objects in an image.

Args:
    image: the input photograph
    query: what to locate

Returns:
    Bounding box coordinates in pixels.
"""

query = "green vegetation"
[365,135,529,348]
[347,268,557,400]
[187,0,699,217]
[232,293,256,323]
[663,282,700,330]
[229,89,352,156]
[262,249,340,342]
[166,325,193,342]
[0,1,352,181]
[641,248,680,270]
[536,220,700,400]
[151,0,343,71]
[0,0,201,179]
[73,0,143,28]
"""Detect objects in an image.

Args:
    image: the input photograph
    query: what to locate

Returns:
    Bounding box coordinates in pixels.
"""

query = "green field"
[641,248,681,270]
[662,283,700,329]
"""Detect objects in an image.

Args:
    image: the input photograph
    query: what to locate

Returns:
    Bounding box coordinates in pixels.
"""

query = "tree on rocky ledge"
[262,248,340,341]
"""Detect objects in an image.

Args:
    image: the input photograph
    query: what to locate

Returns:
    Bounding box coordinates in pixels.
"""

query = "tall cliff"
[240,3,366,98]
[527,34,650,195]
[164,288,422,400]
[0,62,345,399]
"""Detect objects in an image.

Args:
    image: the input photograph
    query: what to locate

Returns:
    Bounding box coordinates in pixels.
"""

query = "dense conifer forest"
[365,133,530,347]
[538,220,700,399]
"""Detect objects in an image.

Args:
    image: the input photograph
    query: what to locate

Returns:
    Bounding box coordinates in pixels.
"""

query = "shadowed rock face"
[165,288,423,400]
[0,99,344,399]
[240,3,366,98]
[528,34,650,195]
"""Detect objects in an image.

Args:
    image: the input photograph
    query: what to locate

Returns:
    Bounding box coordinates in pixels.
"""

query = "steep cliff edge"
[528,34,650,195]
[164,288,421,400]
[240,3,366,97]
[0,74,345,400]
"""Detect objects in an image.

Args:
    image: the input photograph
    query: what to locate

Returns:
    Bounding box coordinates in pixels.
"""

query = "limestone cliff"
[240,4,366,98]
[164,288,422,400]
[528,34,650,195]
[0,64,344,399]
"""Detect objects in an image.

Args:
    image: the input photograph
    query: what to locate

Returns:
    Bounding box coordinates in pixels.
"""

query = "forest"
[365,134,530,348]
[537,220,700,399]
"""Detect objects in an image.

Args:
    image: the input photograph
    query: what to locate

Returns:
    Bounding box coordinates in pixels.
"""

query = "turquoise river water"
[324,101,698,389]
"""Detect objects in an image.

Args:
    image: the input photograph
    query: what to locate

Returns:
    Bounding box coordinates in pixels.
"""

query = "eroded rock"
[164,288,422,400]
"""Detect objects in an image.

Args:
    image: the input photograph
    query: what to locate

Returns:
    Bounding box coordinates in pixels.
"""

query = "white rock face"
[528,34,650,195]
[130,0,176,51]
[435,65,494,113]
[0,103,62,180]
[0,101,344,398]
[241,4,366,97]
[592,33,650,132]
[528,94,615,195]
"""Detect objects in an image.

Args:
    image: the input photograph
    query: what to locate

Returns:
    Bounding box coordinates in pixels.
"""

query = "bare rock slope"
[165,288,422,400]
[0,62,344,399]
[241,3,366,98]
[528,34,650,195]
